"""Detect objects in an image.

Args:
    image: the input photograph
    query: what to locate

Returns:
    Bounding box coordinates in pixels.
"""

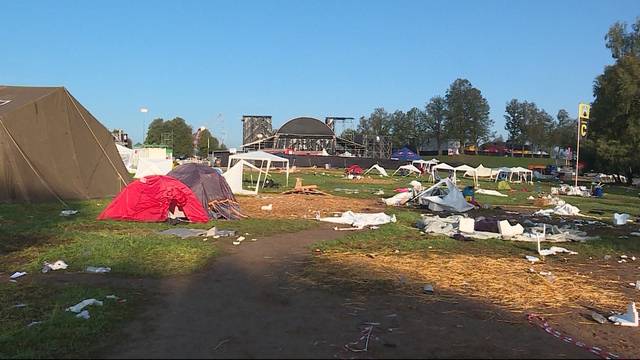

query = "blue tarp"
[390,147,421,161]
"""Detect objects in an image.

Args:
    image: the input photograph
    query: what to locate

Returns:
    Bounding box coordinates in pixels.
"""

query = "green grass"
[0,283,136,359]
[0,199,316,277]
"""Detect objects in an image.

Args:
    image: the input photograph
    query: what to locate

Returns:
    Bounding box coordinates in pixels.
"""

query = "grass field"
[0,199,315,277]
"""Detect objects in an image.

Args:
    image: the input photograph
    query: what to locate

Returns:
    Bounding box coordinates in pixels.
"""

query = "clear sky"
[2,0,638,147]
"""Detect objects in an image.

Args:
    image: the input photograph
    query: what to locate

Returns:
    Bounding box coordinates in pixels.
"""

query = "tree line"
[145,117,226,158]
[349,78,576,155]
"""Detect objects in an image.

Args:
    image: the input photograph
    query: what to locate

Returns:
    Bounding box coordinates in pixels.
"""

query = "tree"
[444,79,492,154]
[424,96,447,155]
[605,17,640,59]
[390,109,423,150]
[340,128,359,140]
[589,54,640,183]
[357,108,392,137]
[145,117,194,158]
[551,109,577,149]
[504,99,525,149]
[195,128,225,158]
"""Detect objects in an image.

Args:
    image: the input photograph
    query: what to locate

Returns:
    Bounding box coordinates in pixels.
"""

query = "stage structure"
[241,115,391,158]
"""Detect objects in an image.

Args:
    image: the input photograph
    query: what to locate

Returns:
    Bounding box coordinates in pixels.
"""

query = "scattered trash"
[251,238,257,242]
[159,228,207,239]
[608,302,639,327]
[76,310,90,320]
[59,210,79,217]
[423,284,434,294]
[41,260,68,273]
[631,232,640,237]
[525,255,540,263]
[591,311,608,324]
[10,272,27,279]
[66,299,103,313]
[345,324,375,352]
[106,295,119,300]
[459,218,475,234]
[13,304,27,309]
[373,189,385,196]
[614,213,631,226]
[27,321,42,327]
[475,189,508,197]
[85,266,111,274]
[498,220,524,239]
[527,195,535,200]
[261,204,273,211]
[604,255,612,260]
[318,211,397,229]
[534,203,581,217]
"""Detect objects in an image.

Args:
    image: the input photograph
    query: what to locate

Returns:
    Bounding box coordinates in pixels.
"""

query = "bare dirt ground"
[86,225,597,359]
[237,194,385,219]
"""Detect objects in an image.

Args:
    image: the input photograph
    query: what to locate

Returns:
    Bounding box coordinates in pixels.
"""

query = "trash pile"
[416,215,598,242]
[551,184,591,197]
[317,211,397,229]
[383,178,475,213]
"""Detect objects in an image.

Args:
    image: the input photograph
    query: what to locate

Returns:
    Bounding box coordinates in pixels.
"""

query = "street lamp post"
[140,107,149,144]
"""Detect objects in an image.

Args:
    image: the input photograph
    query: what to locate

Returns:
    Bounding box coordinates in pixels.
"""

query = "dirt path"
[103,225,592,359]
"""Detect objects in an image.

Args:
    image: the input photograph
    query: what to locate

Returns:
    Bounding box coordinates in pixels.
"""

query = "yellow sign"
[579,103,590,119]
[580,118,588,137]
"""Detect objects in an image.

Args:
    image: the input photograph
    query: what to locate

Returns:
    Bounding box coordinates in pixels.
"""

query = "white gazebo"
[510,166,534,184]
[455,164,478,187]
[392,164,422,176]
[227,151,290,193]
[429,162,455,182]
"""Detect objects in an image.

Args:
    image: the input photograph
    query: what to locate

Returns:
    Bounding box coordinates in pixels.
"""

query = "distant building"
[419,137,460,155]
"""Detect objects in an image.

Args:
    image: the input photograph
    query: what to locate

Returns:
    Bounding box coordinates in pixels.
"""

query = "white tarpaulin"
[222,159,267,196]
[363,164,389,177]
[474,164,493,178]
[417,178,474,212]
[227,150,289,190]
[134,158,173,178]
[116,144,134,172]
[475,189,508,197]
[392,164,422,176]
[534,203,581,216]
[317,211,397,229]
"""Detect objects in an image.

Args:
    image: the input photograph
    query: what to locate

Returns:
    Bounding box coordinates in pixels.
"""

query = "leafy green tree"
[145,117,194,158]
[551,109,577,149]
[589,54,640,183]
[357,108,392,136]
[605,17,640,59]
[196,128,225,158]
[444,79,492,154]
[504,99,525,149]
[424,96,447,155]
[390,109,423,150]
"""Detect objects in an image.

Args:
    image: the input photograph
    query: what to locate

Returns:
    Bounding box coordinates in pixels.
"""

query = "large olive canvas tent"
[0,86,129,203]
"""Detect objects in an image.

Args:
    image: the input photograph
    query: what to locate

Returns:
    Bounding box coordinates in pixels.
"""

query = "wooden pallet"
[281,178,330,196]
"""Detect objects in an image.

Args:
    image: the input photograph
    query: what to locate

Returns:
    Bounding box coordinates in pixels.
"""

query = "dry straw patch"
[309,252,627,313]
[237,194,384,219]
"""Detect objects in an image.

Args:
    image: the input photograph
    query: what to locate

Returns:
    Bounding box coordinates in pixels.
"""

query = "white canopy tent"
[223,159,268,195]
[429,162,455,182]
[412,159,439,173]
[392,164,422,176]
[363,164,389,177]
[455,164,478,187]
[510,167,534,183]
[116,144,135,173]
[492,167,513,181]
[227,151,290,192]
[474,164,493,178]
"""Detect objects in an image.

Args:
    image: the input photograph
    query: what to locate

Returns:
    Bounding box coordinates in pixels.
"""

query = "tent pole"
[286,161,289,187]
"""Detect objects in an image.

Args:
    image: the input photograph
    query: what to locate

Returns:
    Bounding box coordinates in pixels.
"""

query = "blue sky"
[2,1,637,147]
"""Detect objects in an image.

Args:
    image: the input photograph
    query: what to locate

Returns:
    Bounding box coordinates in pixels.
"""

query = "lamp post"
[257,133,264,150]
[140,107,149,144]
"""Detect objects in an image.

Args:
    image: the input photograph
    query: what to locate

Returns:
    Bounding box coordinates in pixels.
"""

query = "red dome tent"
[98,175,209,223]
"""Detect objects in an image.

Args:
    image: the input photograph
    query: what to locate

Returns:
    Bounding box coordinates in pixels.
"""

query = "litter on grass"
[614,213,631,226]
[608,302,639,327]
[10,272,27,279]
[42,260,68,273]
[76,310,90,320]
[159,228,206,239]
[60,210,79,216]
[85,266,111,274]
[534,203,581,217]
[476,189,508,197]
[317,211,397,229]
[66,299,103,313]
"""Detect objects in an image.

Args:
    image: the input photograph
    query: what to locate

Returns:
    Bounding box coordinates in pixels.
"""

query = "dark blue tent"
[390,147,421,161]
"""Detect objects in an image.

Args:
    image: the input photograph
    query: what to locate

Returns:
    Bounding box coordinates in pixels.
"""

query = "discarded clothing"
[159,228,207,239]
[318,211,397,229]
[42,260,68,273]
[475,189,508,197]
[551,184,591,197]
[66,299,103,313]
